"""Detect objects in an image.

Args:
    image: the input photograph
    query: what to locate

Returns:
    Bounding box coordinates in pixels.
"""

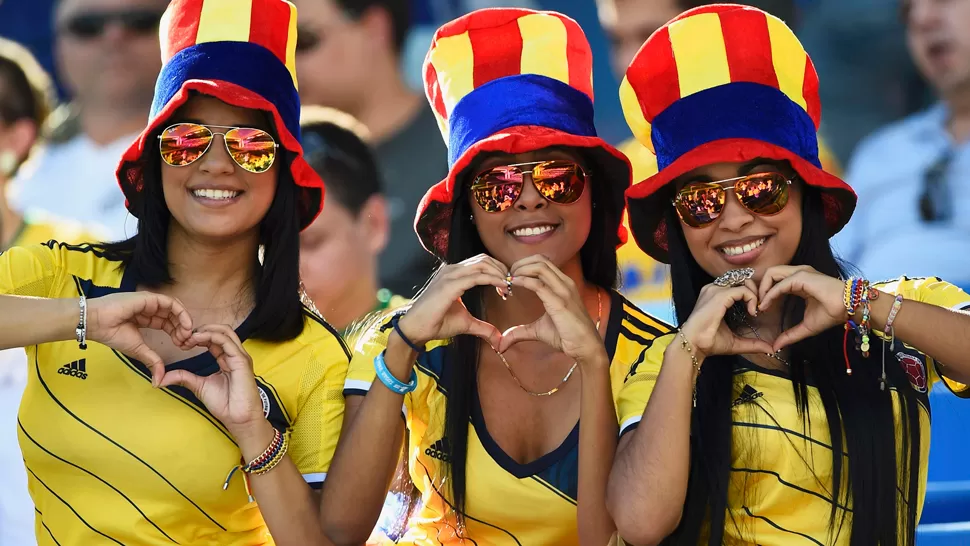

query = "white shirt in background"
[0,348,33,546]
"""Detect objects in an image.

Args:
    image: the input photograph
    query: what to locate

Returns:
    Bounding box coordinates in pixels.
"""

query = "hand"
[87,292,194,384]
[757,265,849,352]
[157,324,267,438]
[680,279,774,360]
[396,254,508,349]
[496,255,607,368]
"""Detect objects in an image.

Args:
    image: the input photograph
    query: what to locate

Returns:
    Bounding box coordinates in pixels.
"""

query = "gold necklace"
[493,289,603,397]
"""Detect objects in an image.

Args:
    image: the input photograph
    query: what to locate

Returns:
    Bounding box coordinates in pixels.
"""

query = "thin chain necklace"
[734,310,790,367]
[492,289,603,397]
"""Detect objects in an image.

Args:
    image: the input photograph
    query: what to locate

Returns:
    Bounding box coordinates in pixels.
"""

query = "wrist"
[231,419,277,460]
[384,334,418,381]
[395,314,428,347]
[576,347,610,373]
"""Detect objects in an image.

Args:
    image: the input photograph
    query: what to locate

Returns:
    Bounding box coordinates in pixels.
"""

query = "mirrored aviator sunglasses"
[673,172,792,228]
[470,160,588,213]
[158,123,279,174]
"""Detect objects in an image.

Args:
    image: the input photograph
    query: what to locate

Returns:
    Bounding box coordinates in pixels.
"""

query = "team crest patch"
[896,352,928,393]
[258,387,271,418]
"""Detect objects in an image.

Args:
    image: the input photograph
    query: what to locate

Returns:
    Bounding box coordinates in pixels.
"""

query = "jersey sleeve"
[344,314,395,397]
[875,277,970,397]
[0,242,64,297]
[287,330,351,489]
[616,333,674,437]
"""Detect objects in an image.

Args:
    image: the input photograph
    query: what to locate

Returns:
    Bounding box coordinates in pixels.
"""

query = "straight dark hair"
[95,141,305,342]
[435,148,622,533]
[660,182,922,545]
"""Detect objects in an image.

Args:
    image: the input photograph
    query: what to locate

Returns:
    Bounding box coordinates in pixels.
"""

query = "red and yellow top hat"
[116,0,324,229]
[416,8,631,257]
[620,4,856,262]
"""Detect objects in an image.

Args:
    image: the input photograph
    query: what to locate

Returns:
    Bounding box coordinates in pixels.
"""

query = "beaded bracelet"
[223,428,288,502]
[76,295,88,350]
[858,287,872,358]
[885,294,904,336]
[677,330,701,408]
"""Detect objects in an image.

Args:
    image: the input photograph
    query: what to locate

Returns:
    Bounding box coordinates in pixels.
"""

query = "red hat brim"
[116,80,324,230]
[625,138,857,263]
[414,125,632,258]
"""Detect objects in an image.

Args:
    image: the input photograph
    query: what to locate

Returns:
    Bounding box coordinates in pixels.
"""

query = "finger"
[773,322,814,353]
[761,274,811,311]
[757,265,812,303]
[464,317,503,350]
[157,368,205,395]
[497,322,540,353]
[461,253,508,279]
[186,331,249,372]
[193,324,244,349]
[511,263,574,301]
[725,337,776,356]
[510,254,571,284]
[127,342,166,388]
[452,272,509,296]
[743,279,760,316]
[511,276,567,312]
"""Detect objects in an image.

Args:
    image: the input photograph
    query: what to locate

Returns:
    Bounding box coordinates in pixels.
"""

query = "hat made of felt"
[416,8,631,258]
[116,0,324,230]
[620,3,856,263]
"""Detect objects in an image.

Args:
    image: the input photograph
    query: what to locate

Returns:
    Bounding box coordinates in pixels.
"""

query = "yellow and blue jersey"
[346,290,672,545]
[636,277,969,545]
[0,240,349,545]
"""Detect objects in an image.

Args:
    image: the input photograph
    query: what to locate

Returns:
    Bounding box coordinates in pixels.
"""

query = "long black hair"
[435,147,623,532]
[661,182,922,545]
[95,130,305,342]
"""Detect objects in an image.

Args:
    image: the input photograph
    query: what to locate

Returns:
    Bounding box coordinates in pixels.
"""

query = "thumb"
[773,323,814,353]
[157,368,205,395]
[465,317,502,351]
[728,337,775,356]
[497,323,539,353]
[129,342,166,388]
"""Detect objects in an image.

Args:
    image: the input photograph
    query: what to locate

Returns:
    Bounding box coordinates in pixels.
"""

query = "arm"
[320,337,410,546]
[607,342,694,546]
[0,295,79,348]
[576,350,620,545]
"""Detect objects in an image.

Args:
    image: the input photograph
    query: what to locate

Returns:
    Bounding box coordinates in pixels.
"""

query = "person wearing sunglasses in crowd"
[606,5,970,546]
[298,106,408,342]
[11,0,167,240]
[0,1,349,544]
[320,9,672,546]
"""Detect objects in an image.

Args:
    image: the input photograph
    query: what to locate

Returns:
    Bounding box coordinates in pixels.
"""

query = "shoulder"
[4,239,123,279]
[610,291,675,365]
[849,107,941,167]
[873,276,970,311]
[296,306,353,363]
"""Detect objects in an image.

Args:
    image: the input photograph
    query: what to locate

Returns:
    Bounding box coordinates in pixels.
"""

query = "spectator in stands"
[836,0,970,290]
[9,0,167,240]
[0,37,99,546]
[298,107,406,340]
[293,0,447,298]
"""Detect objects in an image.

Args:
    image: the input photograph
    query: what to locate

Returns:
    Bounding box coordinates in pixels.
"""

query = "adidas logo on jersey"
[425,437,450,462]
[58,359,88,380]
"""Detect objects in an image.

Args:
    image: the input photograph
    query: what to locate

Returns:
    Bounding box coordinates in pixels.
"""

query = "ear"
[357,194,390,254]
[0,119,38,162]
[357,5,395,53]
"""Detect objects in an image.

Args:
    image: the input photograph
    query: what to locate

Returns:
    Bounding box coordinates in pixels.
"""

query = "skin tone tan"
[606,161,970,545]
[299,193,389,331]
[0,111,39,248]
[292,0,423,142]
[906,0,970,141]
[0,96,334,545]
[55,0,166,145]
[322,148,620,545]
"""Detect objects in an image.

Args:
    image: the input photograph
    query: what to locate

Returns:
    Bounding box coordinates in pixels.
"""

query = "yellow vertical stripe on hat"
[428,32,474,116]
[668,13,730,98]
[518,14,569,86]
[285,1,299,90]
[766,15,807,111]
[619,76,653,152]
[196,0,253,44]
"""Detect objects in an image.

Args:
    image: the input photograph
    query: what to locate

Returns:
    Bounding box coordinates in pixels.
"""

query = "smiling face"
[160,95,279,242]
[906,0,970,99]
[674,160,802,281]
[466,147,592,269]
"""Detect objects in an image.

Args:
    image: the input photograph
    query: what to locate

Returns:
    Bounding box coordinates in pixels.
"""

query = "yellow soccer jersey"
[634,277,969,545]
[346,291,672,545]
[0,241,349,546]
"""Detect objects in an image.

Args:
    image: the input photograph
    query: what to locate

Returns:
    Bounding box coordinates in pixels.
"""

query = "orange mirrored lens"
[159,123,212,167]
[676,183,726,227]
[735,172,789,216]
[472,166,524,212]
[533,161,586,204]
[225,127,277,173]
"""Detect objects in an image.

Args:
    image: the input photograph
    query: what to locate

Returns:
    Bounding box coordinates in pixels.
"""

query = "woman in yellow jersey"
[321,8,672,546]
[608,5,970,546]
[0,1,347,545]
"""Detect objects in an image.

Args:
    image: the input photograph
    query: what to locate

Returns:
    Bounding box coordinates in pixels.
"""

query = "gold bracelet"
[677,330,701,407]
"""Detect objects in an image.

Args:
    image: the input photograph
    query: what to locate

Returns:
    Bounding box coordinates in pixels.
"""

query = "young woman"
[320,8,671,546]
[608,5,970,545]
[0,1,348,544]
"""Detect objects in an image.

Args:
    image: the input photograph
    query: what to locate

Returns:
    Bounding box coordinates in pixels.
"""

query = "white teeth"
[193,189,239,200]
[720,237,766,256]
[512,225,556,237]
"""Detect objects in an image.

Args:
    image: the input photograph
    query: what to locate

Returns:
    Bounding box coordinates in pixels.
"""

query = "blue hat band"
[651,82,820,171]
[152,41,301,142]
[447,74,597,167]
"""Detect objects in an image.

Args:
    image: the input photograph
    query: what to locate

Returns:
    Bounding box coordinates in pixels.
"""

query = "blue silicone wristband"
[374,351,418,394]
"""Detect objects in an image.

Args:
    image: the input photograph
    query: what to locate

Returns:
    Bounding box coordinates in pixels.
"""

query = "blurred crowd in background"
[0,0,969,543]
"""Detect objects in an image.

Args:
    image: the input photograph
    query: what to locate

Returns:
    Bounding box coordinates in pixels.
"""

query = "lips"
[191,188,241,200]
[718,237,766,257]
[511,224,556,237]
